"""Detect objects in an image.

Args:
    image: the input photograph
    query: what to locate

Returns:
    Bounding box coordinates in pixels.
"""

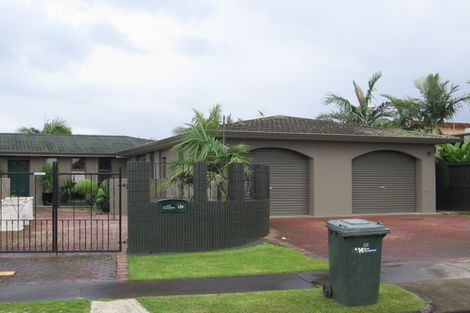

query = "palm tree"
[18,118,72,135]
[42,118,72,135]
[319,72,394,127]
[172,104,238,135]
[384,74,470,133]
[163,105,249,200]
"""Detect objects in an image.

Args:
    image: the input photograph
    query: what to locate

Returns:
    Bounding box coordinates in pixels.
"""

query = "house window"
[71,158,86,182]
[99,158,112,172]
[71,158,85,171]
[99,158,112,182]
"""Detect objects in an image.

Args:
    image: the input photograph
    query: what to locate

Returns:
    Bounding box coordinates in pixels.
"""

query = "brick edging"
[116,252,128,280]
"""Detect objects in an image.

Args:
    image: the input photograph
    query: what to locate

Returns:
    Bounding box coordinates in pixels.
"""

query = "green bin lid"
[325,218,390,237]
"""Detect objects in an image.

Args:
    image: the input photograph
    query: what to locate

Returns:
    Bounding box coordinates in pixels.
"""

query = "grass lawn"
[452,212,470,217]
[128,243,328,280]
[139,284,425,313]
[0,300,90,313]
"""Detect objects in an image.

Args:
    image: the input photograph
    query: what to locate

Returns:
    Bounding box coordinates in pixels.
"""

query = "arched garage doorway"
[250,148,309,215]
[352,150,417,214]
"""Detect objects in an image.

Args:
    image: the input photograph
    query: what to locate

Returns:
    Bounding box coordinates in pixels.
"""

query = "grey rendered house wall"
[146,139,436,216]
[227,139,436,216]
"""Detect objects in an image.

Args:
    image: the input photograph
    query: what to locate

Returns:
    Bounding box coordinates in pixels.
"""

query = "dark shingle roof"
[119,115,461,157]
[224,115,457,139]
[0,133,153,156]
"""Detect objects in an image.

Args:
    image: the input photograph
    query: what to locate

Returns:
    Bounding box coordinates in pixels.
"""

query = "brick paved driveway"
[0,209,128,285]
[0,254,117,285]
[270,213,470,265]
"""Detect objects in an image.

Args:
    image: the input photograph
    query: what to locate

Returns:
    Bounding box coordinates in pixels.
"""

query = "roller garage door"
[250,148,309,215]
[352,151,417,214]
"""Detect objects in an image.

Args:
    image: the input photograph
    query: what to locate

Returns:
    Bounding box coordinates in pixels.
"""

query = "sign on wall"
[158,199,188,213]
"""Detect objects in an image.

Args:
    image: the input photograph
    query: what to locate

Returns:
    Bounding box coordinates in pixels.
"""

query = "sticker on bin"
[354,242,377,254]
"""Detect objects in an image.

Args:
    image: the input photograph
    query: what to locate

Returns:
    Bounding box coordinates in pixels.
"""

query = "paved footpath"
[91,299,149,313]
[0,272,320,302]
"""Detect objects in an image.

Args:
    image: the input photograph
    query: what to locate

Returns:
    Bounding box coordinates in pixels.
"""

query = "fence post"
[193,162,207,202]
[259,165,270,200]
[119,167,122,251]
[52,162,59,253]
[228,163,245,201]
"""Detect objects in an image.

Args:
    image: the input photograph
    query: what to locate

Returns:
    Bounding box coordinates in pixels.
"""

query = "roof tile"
[224,115,454,139]
[0,133,153,155]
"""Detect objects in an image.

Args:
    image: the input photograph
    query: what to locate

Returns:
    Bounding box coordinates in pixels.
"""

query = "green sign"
[158,199,188,213]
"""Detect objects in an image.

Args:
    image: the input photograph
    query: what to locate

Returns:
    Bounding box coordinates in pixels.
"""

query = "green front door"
[8,160,30,197]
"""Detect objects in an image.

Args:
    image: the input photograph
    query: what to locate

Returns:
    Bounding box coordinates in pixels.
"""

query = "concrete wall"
[112,159,128,177]
[110,178,127,215]
[1,178,10,199]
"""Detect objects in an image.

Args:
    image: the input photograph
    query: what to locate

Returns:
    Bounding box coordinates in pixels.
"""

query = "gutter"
[118,131,461,157]
[0,152,121,158]
[223,130,462,144]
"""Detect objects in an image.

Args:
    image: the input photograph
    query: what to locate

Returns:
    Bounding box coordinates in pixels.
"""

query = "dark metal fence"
[150,162,265,202]
[0,163,122,253]
[436,161,470,211]
[128,161,270,254]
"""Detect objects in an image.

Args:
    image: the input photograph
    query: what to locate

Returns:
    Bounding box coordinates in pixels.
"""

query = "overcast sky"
[1,0,469,139]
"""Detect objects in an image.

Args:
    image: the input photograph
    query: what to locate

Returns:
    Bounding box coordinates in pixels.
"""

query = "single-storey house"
[439,122,470,136]
[119,115,460,217]
[0,133,152,203]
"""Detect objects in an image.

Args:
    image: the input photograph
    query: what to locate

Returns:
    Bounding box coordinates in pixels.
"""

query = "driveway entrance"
[270,213,470,312]
[270,213,470,264]
[0,162,123,253]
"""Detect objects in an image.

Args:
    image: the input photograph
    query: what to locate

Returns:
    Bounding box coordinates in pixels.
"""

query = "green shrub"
[72,179,99,203]
[40,163,53,192]
[60,178,74,203]
[436,141,470,163]
[71,178,110,211]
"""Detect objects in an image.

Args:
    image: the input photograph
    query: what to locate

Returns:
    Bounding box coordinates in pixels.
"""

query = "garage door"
[250,148,309,215]
[352,151,416,214]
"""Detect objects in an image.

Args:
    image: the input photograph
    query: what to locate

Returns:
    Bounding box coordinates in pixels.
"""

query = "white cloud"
[0,0,469,139]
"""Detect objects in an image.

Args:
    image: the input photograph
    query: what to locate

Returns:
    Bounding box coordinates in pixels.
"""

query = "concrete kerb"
[401,296,435,313]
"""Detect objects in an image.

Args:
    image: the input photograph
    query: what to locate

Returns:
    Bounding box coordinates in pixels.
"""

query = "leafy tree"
[17,127,41,134]
[319,72,394,127]
[163,105,250,200]
[18,118,72,135]
[436,141,470,163]
[384,74,470,133]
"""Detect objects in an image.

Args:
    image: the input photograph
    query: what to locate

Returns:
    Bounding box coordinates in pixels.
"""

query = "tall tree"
[163,105,249,200]
[18,118,72,135]
[319,72,394,127]
[384,74,470,133]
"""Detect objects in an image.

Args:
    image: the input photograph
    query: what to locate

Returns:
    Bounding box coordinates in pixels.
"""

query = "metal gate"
[0,162,122,253]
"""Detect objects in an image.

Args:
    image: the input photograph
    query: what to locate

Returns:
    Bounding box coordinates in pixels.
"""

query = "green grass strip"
[0,299,90,313]
[129,243,328,280]
[139,284,425,313]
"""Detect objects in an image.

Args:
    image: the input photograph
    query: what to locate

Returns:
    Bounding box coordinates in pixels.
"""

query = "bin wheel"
[322,283,333,298]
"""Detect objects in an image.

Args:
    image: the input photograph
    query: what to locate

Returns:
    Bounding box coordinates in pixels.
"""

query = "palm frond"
[364,72,382,107]
[324,93,353,111]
